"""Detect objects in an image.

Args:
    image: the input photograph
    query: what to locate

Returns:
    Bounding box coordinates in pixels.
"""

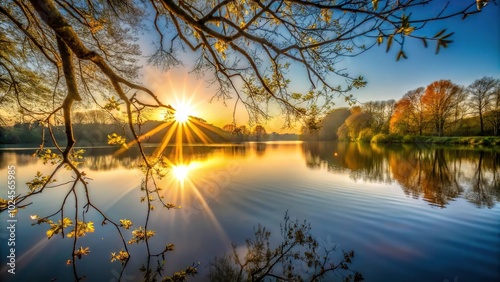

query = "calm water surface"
[0,141,499,281]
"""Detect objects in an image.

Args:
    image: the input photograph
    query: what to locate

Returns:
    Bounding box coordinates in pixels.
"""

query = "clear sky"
[139,2,500,133]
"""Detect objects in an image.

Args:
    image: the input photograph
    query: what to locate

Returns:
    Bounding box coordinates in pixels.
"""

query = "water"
[0,141,499,281]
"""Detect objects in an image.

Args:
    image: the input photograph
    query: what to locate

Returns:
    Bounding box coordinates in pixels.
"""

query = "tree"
[489,84,500,136]
[467,77,500,135]
[301,104,323,140]
[318,108,351,140]
[390,87,426,135]
[0,0,492,280]
[422,80,464,136]
[252,124,267,141]
[222,123,237,133]
[362,100,395,133]
[337,107,371,141]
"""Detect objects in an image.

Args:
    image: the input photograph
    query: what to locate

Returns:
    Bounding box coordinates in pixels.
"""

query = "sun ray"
[154,122,179,157]
[113,121,173,156]
[186,120,213,144]
[183,123,197,145]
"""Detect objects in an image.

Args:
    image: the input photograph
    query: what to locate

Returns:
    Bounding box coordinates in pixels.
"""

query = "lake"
[0,141,499,281]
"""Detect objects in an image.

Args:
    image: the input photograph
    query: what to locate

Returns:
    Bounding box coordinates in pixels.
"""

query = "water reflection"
[302,142,500,208]
[2,142,499,208]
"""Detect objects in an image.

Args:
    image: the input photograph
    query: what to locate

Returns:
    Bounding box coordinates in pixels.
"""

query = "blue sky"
[347,2,500,104]
[141,2,500,132]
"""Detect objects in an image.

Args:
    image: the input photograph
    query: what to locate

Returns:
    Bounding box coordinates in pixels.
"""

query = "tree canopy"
[1,0,489,131]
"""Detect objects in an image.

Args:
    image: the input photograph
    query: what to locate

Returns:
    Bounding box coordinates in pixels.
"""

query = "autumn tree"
[422,80,465,136]
[467,77,500,135]
[390,87,426,135]
[337,107,371,141]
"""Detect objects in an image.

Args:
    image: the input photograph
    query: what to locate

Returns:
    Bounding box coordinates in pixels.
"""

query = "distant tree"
[467,77,500,135]
[337,107,371,141]
[223,124,237,133]
[253,125,267,141]
[318,108,351,140]
[391,87,426,135]
[391,97,412,135]
[489,84,500,136]
[447,88,469,135]
[422,80,464,136]
[362,100,395,133]
[238,125,250,136]
[301,105,323,141]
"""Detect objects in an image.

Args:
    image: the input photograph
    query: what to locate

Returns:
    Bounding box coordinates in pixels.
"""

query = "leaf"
[386,34,394,53]
[421,38,428,48]
[476,0,488,11]
[396,50,407,61]
[111,249,129,264]
[46,218,72,239]
[67,221,95,238]
[119,219,133,230]
[441,32,455,39]
[372,0,379,10]
[74,246,90,259]
[377,34,383,45]
[433,29,446,38]
[403,27,415,36]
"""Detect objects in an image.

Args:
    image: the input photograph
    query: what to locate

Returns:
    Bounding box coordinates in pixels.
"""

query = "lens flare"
[172,165,189,181]
[173,103,191,123]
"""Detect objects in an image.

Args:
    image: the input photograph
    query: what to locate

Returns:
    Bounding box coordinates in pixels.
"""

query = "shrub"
[371,133,387,143]
[357,128,374,143]
[371,133,403,143]
[402,135,415,143]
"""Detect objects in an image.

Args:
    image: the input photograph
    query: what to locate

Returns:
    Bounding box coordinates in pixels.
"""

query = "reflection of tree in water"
[302,142,393,184]
[392,148,463,208]
[392,147,500,208]
[255,142,267,157]
[0,151,38,168]
[302,142,500,208]
[0,145,249,171]
[463,151,500,208]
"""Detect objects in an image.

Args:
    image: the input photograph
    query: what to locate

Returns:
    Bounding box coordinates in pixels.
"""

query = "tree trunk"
[479,111,484,135]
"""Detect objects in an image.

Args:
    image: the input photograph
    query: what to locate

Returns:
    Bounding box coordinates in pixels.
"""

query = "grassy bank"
[370,134,500,145]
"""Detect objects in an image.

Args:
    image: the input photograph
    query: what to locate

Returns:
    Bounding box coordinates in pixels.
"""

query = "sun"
[172,165,189,181]
[173,103,192,123]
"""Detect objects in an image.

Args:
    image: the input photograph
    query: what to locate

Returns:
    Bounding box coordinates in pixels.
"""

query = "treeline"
[301,77,500,142]
[0,121,233,145]
[0,120,298,145]
[220,124,298,141]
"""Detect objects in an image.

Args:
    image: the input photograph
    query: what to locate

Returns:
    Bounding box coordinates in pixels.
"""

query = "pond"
[0,141,499,281]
